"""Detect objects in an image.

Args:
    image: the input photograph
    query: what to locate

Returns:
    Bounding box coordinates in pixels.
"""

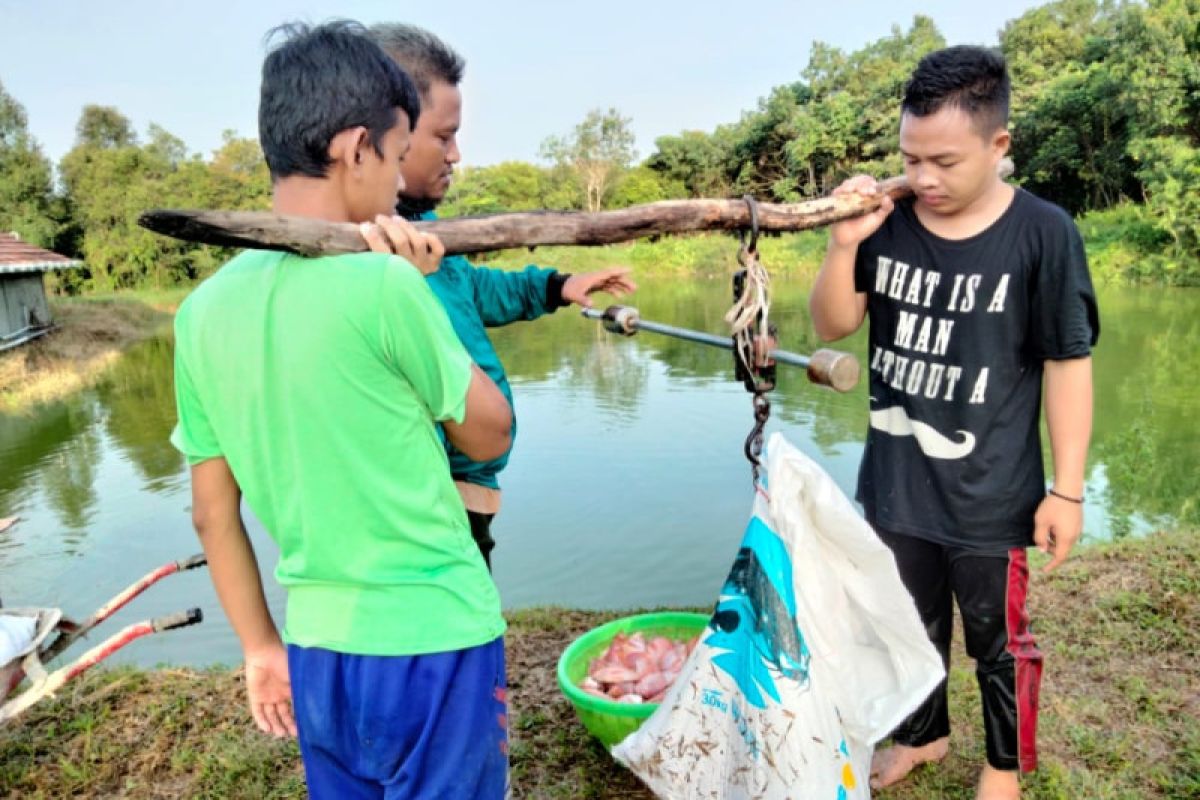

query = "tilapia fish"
[579,631,698,704]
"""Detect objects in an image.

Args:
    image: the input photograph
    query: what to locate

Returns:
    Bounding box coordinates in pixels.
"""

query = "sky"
[1,0,1049,169]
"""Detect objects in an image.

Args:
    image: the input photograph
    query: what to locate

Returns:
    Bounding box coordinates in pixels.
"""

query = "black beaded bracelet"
[1048,488,1084,504]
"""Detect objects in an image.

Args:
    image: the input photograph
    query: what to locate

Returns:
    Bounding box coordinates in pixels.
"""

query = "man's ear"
[992,127,1011,160]
[328,126,370,172]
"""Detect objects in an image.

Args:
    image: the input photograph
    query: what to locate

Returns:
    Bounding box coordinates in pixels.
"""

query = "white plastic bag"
[613,433,944,799]
[0,608,61,668]
[0,615,37,666]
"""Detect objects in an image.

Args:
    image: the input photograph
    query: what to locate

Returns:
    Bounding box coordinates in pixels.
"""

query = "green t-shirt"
[170,249,505,656]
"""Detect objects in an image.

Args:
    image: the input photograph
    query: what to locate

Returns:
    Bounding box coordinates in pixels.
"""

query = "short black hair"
[902,45,1010,134]
[258,20,422,180]
[368,23,465,98]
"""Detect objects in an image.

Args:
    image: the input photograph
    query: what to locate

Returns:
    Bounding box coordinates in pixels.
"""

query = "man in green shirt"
[172,21,512,798]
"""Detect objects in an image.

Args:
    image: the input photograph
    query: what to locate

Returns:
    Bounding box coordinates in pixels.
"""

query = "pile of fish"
[580,631,699,704]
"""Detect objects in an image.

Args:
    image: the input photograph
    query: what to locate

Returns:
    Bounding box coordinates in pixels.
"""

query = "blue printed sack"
[613,434,944,798]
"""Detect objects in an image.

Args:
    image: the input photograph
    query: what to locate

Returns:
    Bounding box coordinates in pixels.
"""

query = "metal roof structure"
[0,233,82,274]
[1,232,82,351]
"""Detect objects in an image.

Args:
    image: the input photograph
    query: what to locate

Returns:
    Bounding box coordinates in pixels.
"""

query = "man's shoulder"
[365,252,433,297]
[435,251,475,276]
[176,250,264,322]
[185,249,281,296]
[873,196,921,239]
[179,250,413,321]
[294,251,428,299]
[1011,188,1077,234]
[425,253,478,306]
[415,210,484,277]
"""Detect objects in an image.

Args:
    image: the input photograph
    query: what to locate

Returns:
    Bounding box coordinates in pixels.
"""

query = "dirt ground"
[1,532,1197,799]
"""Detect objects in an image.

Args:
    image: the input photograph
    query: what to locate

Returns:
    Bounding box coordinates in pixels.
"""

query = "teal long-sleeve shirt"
[419,211,568,489]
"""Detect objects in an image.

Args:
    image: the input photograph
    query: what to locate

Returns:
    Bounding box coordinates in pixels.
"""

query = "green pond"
[1,279,1196,667]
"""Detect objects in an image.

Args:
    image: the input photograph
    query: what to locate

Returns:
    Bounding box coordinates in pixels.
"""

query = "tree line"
[0,101,270,291]
[453,0,1199,285]
[1,0,1196,290]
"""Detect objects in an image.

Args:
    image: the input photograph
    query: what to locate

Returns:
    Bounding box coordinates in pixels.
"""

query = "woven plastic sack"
[613,433,944,798]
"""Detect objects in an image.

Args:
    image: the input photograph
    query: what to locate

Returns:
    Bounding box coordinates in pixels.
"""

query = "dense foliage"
[1,1,1196,289]
[0,91,269,291]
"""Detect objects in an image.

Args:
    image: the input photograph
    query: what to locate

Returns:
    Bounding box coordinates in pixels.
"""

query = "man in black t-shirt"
[809,46,1098,800]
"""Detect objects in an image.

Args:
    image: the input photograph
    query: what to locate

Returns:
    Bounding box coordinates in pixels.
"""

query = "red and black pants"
[876,528,1043,772]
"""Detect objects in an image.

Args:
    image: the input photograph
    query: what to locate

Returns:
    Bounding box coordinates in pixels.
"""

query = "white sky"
[0,0,1048,168]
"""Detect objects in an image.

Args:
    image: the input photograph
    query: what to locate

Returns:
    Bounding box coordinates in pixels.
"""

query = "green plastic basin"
[556,611,710,749]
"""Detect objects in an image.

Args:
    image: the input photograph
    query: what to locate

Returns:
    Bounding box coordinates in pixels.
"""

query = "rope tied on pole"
[726,196,776,486]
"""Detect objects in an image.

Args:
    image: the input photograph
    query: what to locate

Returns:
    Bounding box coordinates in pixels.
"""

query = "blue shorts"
[287,637,508,799]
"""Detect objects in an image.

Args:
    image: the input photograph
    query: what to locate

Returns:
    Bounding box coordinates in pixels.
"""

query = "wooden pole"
[138,159,1013,257]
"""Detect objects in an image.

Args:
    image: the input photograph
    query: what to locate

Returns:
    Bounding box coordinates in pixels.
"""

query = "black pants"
[467,510,496,572]
[876,528,1043,772]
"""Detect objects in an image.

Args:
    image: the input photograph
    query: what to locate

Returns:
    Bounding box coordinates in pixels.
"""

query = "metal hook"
[740,194,760,254]
[743,391,771,485]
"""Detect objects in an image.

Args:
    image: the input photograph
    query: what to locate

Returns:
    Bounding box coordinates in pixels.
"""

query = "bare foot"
[976,764,1020,799]
[869,736,949,789]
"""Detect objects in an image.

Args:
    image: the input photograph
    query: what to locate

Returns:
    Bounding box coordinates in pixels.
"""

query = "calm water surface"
[1,280,1196,666]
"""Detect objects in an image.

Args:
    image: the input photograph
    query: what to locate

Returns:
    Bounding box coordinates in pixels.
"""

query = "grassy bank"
[477,230,829,279]
[0,291,183,413]
[478,215,1191,287]
[1,531,1196,799]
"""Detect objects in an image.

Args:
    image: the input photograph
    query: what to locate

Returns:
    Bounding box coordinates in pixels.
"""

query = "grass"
[477,230,829,279]
[0,290,183,413]
[1,531,1196,798]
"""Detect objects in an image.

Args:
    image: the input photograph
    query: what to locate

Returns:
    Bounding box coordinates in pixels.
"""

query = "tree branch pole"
[138,159,1013,256]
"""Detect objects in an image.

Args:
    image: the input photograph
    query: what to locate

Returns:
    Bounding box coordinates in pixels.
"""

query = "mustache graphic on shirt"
[869,402,976,460]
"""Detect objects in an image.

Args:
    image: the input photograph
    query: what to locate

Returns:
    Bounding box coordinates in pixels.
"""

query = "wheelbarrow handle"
[177,554,208,571]
[39,555,210,664]
[0,607,205,725]
[153,608,203,633]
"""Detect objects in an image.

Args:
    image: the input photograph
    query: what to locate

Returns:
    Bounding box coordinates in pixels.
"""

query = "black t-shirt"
[853,188,1099,550]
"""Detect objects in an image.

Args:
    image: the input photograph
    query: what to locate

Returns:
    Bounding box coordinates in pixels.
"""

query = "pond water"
[1,279,1196,667]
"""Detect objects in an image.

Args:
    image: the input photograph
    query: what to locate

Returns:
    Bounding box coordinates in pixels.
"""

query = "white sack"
[613,433,944,799]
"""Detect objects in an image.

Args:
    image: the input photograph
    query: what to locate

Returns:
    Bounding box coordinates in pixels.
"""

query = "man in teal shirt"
[173,21,513,797]
[369,23,637,568]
